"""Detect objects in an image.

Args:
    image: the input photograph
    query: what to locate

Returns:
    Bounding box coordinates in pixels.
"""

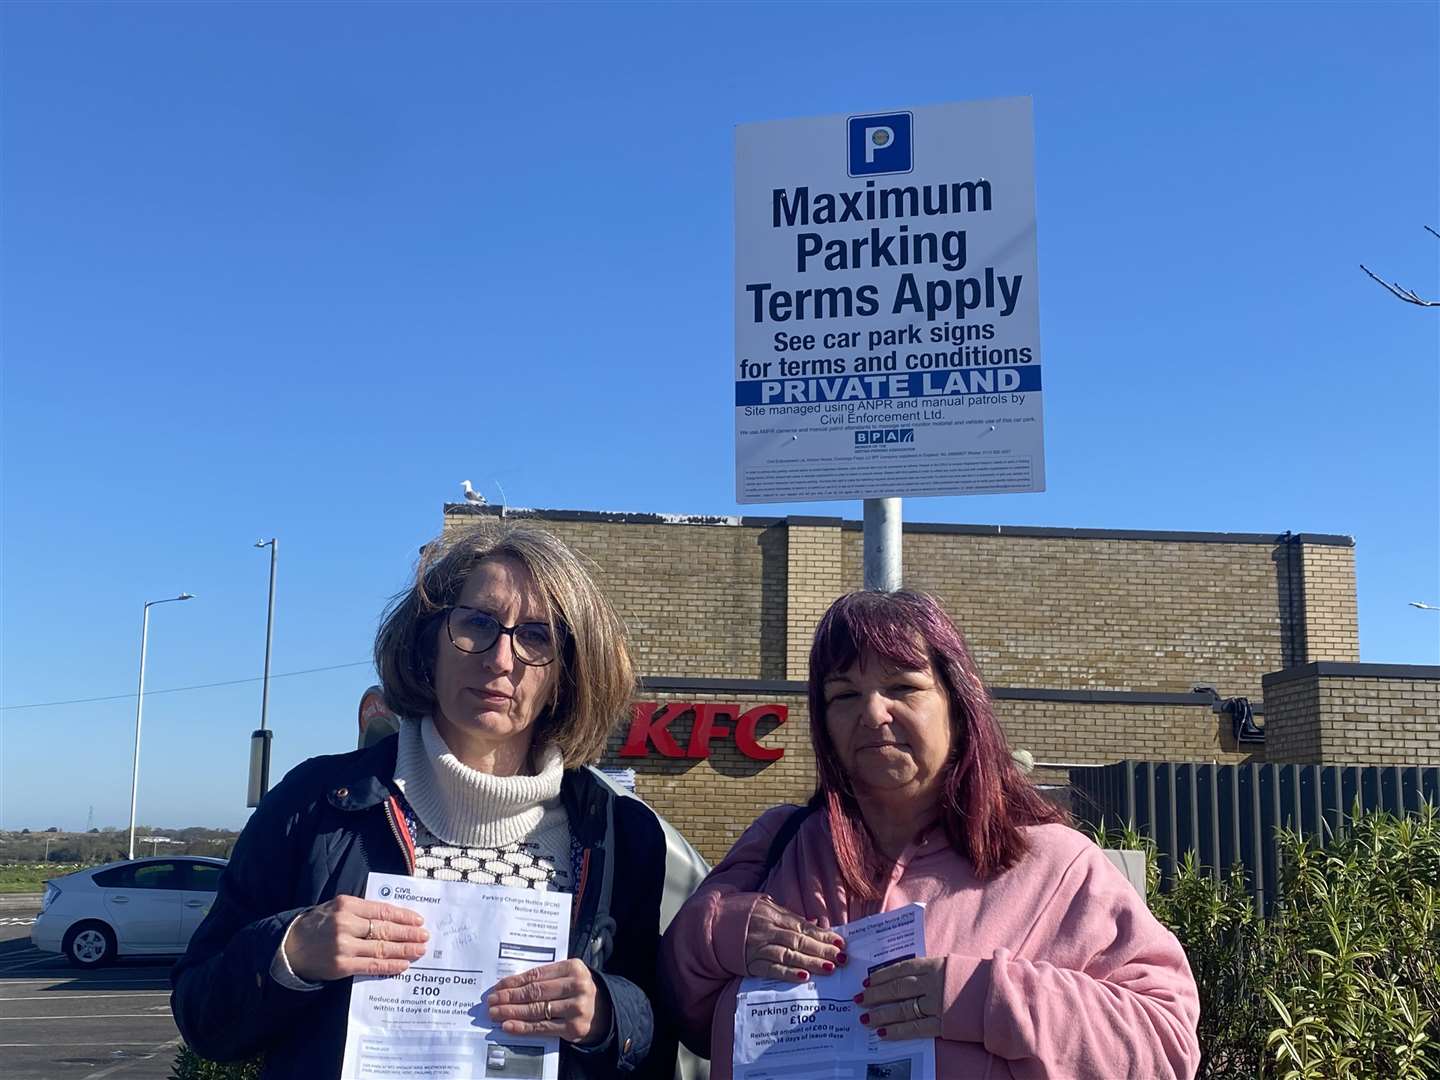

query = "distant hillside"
[0,827,239,865]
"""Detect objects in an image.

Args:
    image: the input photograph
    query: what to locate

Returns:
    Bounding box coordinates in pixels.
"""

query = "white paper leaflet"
[733,903,936,1080]
[340,872,571,1080]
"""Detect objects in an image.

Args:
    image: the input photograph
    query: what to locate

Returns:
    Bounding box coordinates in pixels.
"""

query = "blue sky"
[2,1,1436,831]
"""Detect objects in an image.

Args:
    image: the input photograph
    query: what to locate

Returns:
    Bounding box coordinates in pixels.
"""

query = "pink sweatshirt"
[660,806,1201,1079]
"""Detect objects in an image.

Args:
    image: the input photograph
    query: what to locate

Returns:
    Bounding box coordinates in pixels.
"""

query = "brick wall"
[785,521,844,679]
[872,529,1290,699]
[438,505,1363,859]
[1259,674,1324,761]
[1263,664,1440,764]
[996,697,1259,767]
[1299,545,1360,662]
[444,506,1351,703]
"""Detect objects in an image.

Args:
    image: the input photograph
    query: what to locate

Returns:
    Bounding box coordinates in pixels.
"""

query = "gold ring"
[911,999,924,1021]
[366,919,377,940]
[544,999,553,1021]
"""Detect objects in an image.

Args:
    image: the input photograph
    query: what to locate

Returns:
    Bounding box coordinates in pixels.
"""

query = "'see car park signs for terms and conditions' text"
[734,98,1044,503]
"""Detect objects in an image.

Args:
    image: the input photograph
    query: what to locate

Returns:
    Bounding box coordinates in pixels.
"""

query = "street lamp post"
[128,593,194,861]
[249,539,278,807]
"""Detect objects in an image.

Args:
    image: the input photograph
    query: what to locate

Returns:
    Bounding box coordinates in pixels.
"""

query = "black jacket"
[171,735,674,1078]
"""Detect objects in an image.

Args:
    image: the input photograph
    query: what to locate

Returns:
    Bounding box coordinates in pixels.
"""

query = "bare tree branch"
[1361,226,1440,307]
[1359,264,1440,306]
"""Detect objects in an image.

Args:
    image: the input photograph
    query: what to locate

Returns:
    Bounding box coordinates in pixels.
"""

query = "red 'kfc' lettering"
[735,705,785,761]
[619,702,686,757]
[618,702,787,761]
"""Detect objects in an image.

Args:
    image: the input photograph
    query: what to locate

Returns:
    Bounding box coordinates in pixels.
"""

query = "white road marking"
[0,1041,174,1047]
[0,955,63,972]
[0,918,37,926]
[0,978,169,987]
[0,1013,169,1020]
[0,996,170,1008]
[82,1035,181,1079]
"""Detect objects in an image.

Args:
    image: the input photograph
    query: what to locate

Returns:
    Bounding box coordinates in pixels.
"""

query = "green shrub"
[1091,824,1276,1078]
[1093,802,1440,1079]
[169,1045,260,1080]
[1261,803,1438,1080]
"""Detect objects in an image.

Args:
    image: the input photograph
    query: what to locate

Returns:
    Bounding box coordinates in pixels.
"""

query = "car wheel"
[62,921,116,969]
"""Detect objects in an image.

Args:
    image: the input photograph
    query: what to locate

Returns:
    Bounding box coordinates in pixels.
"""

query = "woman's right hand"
[744,896,846,981]
[284,894,430,982]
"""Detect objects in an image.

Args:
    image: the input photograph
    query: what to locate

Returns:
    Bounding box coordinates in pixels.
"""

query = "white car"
[31,856,227,968]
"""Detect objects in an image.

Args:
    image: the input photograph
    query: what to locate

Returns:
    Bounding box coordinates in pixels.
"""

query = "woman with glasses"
[172,524,678,1079]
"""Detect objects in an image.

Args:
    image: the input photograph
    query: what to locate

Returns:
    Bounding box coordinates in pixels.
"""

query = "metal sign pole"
[862,497,902,590]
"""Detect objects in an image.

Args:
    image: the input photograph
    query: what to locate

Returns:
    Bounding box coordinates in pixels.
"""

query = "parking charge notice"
[340,873,569,1080]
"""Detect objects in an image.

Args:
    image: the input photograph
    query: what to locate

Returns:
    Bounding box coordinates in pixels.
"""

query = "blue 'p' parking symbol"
[848,111,912,177]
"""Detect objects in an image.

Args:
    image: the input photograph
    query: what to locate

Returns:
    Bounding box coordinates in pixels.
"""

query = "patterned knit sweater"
[394,717,572,894]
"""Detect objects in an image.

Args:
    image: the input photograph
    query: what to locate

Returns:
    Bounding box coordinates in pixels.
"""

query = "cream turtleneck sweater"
[394,717,566,848]
[271,718,573,991]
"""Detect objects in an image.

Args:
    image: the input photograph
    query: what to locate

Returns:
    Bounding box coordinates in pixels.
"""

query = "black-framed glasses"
[444,607,564,667]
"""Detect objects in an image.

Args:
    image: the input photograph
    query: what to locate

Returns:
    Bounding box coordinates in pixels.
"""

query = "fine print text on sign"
[734,99,1044,503]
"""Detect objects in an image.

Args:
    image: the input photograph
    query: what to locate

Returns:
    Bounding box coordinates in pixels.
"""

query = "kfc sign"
[619,702,786,761]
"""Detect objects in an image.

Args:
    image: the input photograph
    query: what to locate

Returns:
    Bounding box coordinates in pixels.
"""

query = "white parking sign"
[734,98,1044,503]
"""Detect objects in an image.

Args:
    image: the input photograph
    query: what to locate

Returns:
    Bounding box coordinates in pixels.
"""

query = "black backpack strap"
[763,792,823,874]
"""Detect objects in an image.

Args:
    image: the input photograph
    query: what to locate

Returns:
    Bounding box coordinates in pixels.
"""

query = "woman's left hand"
[855,956,946,1040]
[485,959,612,1045]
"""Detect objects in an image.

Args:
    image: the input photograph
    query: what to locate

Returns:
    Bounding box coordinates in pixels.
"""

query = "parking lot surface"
[0,897,180,1079]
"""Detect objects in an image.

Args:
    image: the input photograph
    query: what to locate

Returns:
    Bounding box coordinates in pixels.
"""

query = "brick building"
[438,504,1440,863]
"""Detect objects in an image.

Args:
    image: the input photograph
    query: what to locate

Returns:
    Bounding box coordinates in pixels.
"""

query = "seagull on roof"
[461,480,487,505]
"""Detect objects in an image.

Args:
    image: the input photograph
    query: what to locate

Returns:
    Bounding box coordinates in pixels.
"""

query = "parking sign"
[848,112,912,176]
[735,98,1044,504]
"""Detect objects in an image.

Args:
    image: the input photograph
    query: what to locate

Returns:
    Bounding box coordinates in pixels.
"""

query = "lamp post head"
[1410,601,1438,611]
[145,592,194,609]
[254,538,276,549]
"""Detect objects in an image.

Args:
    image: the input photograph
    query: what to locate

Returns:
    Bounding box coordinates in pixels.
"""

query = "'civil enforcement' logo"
[848,111,913,177]
[379,885,392,898]
[855,428,915,447]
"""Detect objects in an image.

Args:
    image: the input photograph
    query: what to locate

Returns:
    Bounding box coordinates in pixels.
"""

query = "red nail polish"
[822,962,834,973]
[862,977,871,988]
[837,952,848,964]
[877,1028,887,1038]
[852,993,864,1004]
[796,970,809,981]
[860,1013,870,1024]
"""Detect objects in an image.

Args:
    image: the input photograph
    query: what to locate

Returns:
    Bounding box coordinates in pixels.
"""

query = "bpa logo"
[855,428,915,446]
[848,111,912,177]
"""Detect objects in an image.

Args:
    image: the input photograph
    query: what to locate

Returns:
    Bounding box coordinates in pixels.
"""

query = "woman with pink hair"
[660,590,1200,1079]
